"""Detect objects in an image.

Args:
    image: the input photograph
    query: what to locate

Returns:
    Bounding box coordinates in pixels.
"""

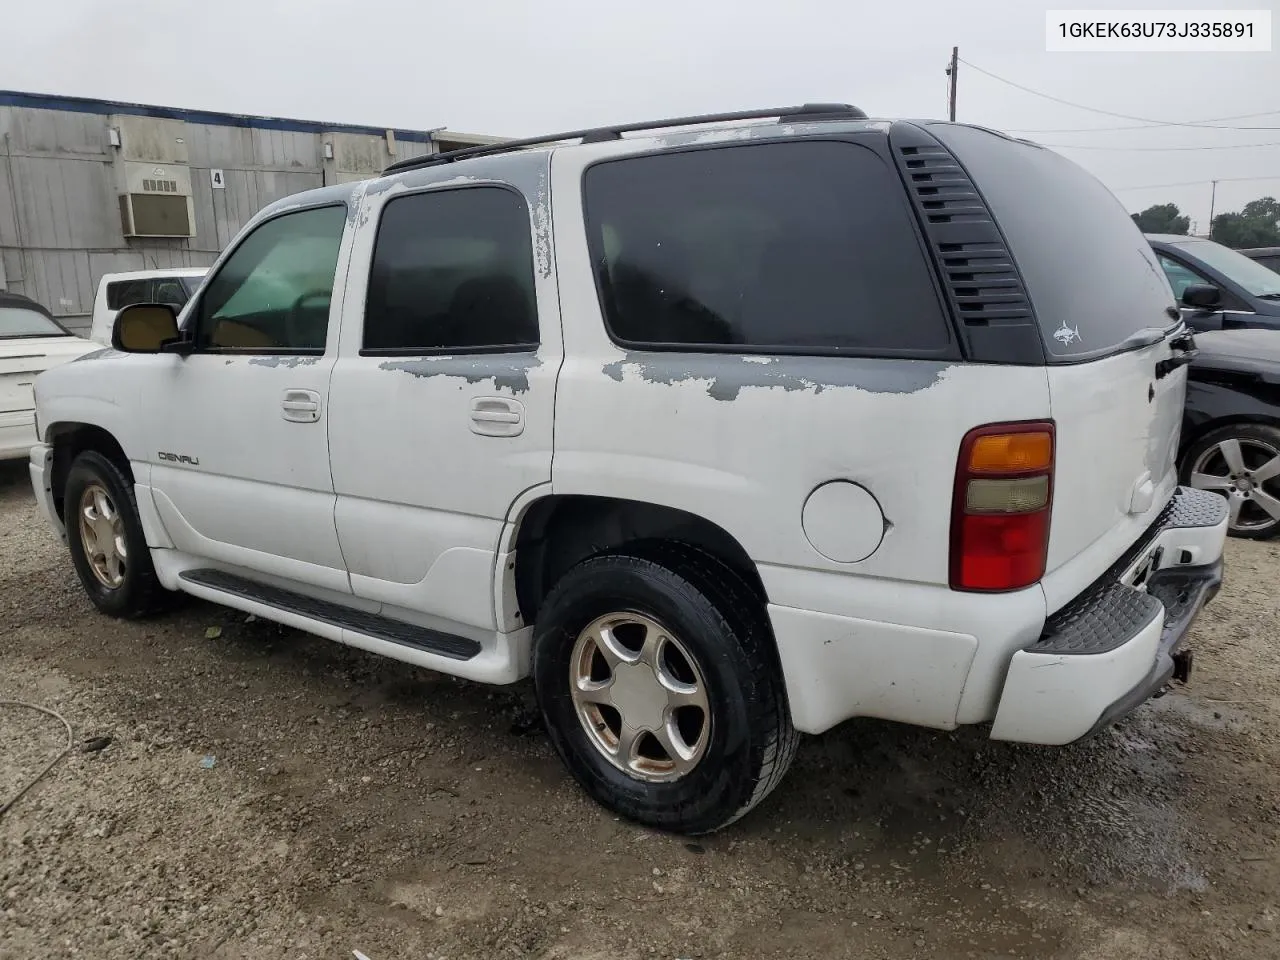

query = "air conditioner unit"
[118,161,195,238]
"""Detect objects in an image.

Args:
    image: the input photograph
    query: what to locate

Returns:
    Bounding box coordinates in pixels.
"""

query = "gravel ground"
[1,459,1278,960]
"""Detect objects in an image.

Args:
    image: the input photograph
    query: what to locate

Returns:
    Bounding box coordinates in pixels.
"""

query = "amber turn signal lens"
[968,431,1053,474]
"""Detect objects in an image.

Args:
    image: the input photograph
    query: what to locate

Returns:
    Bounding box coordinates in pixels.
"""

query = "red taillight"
[950,421,1055,592]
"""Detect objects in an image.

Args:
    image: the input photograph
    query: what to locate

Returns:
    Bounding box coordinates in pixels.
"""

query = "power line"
[1042,140,1280,152]
[960,58,1280,131]
[1112,175,1280,192]
[1007,109,1280,134]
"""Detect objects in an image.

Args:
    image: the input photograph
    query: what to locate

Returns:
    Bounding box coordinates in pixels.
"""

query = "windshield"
[0,306,67,338]
[1170,239,1280,297]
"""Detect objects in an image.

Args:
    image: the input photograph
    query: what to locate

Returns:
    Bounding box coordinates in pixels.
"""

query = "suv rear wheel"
[1181,423,1280,539]
[532,542,797,834]
[64,450,169,617]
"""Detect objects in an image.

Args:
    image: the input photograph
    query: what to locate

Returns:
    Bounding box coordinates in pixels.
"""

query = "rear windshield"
[106,276,200,311]
[931,124,1177,362]
[0,306,66,338]
[1166,239,1280,297]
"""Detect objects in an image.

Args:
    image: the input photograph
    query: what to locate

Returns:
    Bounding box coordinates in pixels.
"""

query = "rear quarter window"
[582,139,953,357]
[930,124,1177,362]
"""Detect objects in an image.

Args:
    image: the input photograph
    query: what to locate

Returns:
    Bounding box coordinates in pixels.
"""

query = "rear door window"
[930,124,1178,361]
[582,139,952,356]
[363,186,538,353]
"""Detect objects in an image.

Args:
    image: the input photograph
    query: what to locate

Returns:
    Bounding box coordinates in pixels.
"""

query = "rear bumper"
[990,486,1228,745]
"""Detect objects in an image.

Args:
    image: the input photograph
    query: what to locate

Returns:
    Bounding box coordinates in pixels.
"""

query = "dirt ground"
[1,461,1278,960]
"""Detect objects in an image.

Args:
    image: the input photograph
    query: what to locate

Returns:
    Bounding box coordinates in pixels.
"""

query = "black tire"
[532,541,798,834]
[64,450,169,617]
[1179,422,1280,540]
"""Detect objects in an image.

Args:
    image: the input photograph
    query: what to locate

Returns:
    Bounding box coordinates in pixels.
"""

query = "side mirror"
[111,303,182,353]
[1181,283,1222,311]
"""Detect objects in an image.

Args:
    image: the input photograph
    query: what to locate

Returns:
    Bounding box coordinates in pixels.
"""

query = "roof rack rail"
[382,102,868,175]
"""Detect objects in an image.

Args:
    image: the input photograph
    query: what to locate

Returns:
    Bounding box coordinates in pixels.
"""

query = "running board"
[178,568,481,661]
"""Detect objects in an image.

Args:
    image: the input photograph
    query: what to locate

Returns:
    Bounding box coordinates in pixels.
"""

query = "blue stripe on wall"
[0,90,438,143]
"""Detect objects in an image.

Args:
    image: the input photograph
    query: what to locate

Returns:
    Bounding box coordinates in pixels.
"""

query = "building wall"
[0,97,441,333]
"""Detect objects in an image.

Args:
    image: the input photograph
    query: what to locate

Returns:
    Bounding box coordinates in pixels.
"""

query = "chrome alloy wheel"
[569,613,711,783]
[79,483,127,588]
[1189,436,1280,535]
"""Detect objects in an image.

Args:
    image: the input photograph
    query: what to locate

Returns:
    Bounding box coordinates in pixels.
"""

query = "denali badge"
[158,452,200,465]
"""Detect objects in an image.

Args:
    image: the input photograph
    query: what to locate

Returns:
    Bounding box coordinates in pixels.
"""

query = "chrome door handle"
[470,397,524,437]
[282,389,321,423]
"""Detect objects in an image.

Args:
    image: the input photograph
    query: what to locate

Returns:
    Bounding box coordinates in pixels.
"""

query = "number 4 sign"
[210,168,225,190]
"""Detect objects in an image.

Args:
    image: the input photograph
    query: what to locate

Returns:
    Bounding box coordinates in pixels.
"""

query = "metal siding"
[88,250,148,284]
[0,143,18,247]
[0,102,442,323]
[27,249,91,314]
[188,167,219,252]
[0,249,23,294]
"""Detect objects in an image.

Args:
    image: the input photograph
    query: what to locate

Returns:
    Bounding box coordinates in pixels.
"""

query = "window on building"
[195,205,346,352]
[582,140,952,355]
[363,186,538,353]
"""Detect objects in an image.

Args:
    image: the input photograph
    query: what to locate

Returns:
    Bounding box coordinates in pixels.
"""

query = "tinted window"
[196,205,346,352]
[1167,239,1280,297]
[932,125,1178,361]
[1157,253,1207,300]
[364,187,537,352]
[106,280,151,311]
[0,306,65,338]
[107,277,196,310]
[583,140,950,354]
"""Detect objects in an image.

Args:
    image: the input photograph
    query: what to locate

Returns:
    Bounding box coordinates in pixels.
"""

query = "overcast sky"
[3,0,1276,231]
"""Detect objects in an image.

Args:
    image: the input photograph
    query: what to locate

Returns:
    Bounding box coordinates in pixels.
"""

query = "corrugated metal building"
[0,90,501,333]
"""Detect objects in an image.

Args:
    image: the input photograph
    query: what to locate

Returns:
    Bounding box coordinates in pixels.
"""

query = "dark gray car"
[1239,246,1280,273]
[1147,234,1280,332]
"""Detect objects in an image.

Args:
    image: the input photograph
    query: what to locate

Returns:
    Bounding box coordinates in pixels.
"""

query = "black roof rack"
[382,102,868,175]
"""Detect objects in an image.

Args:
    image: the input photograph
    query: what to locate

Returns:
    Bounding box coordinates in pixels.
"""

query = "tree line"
[1131,198,1280,249]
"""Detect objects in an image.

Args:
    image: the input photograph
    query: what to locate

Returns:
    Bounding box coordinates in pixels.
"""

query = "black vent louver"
[890,124,1044,364]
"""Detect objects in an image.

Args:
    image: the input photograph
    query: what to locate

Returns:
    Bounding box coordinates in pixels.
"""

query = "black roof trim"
[382,103,869,175]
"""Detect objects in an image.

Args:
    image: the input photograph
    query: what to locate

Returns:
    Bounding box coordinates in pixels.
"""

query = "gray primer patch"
[531,169,553,279]
[601,352,950,401]
[248,356,322,369]
[378,353,543,394]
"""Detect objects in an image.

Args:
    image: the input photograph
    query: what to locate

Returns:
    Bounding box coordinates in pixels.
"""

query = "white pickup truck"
[28,104,1228,833]
[87,268,207,346]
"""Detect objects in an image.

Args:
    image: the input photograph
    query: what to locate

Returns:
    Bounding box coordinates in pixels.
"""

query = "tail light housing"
[950,421,1055,592]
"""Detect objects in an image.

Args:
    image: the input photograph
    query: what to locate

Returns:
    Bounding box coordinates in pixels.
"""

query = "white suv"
[28,105,1229,833]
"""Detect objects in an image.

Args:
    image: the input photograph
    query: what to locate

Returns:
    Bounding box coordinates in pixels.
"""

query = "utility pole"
[946,47,958,121]
[1208,180,1218,239]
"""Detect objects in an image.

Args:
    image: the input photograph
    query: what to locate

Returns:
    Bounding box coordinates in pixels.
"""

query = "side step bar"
[178,568,481,661]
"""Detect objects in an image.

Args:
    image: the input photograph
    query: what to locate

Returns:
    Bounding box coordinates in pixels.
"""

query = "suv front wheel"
[64,450,169,617]
[532,543,797,834]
